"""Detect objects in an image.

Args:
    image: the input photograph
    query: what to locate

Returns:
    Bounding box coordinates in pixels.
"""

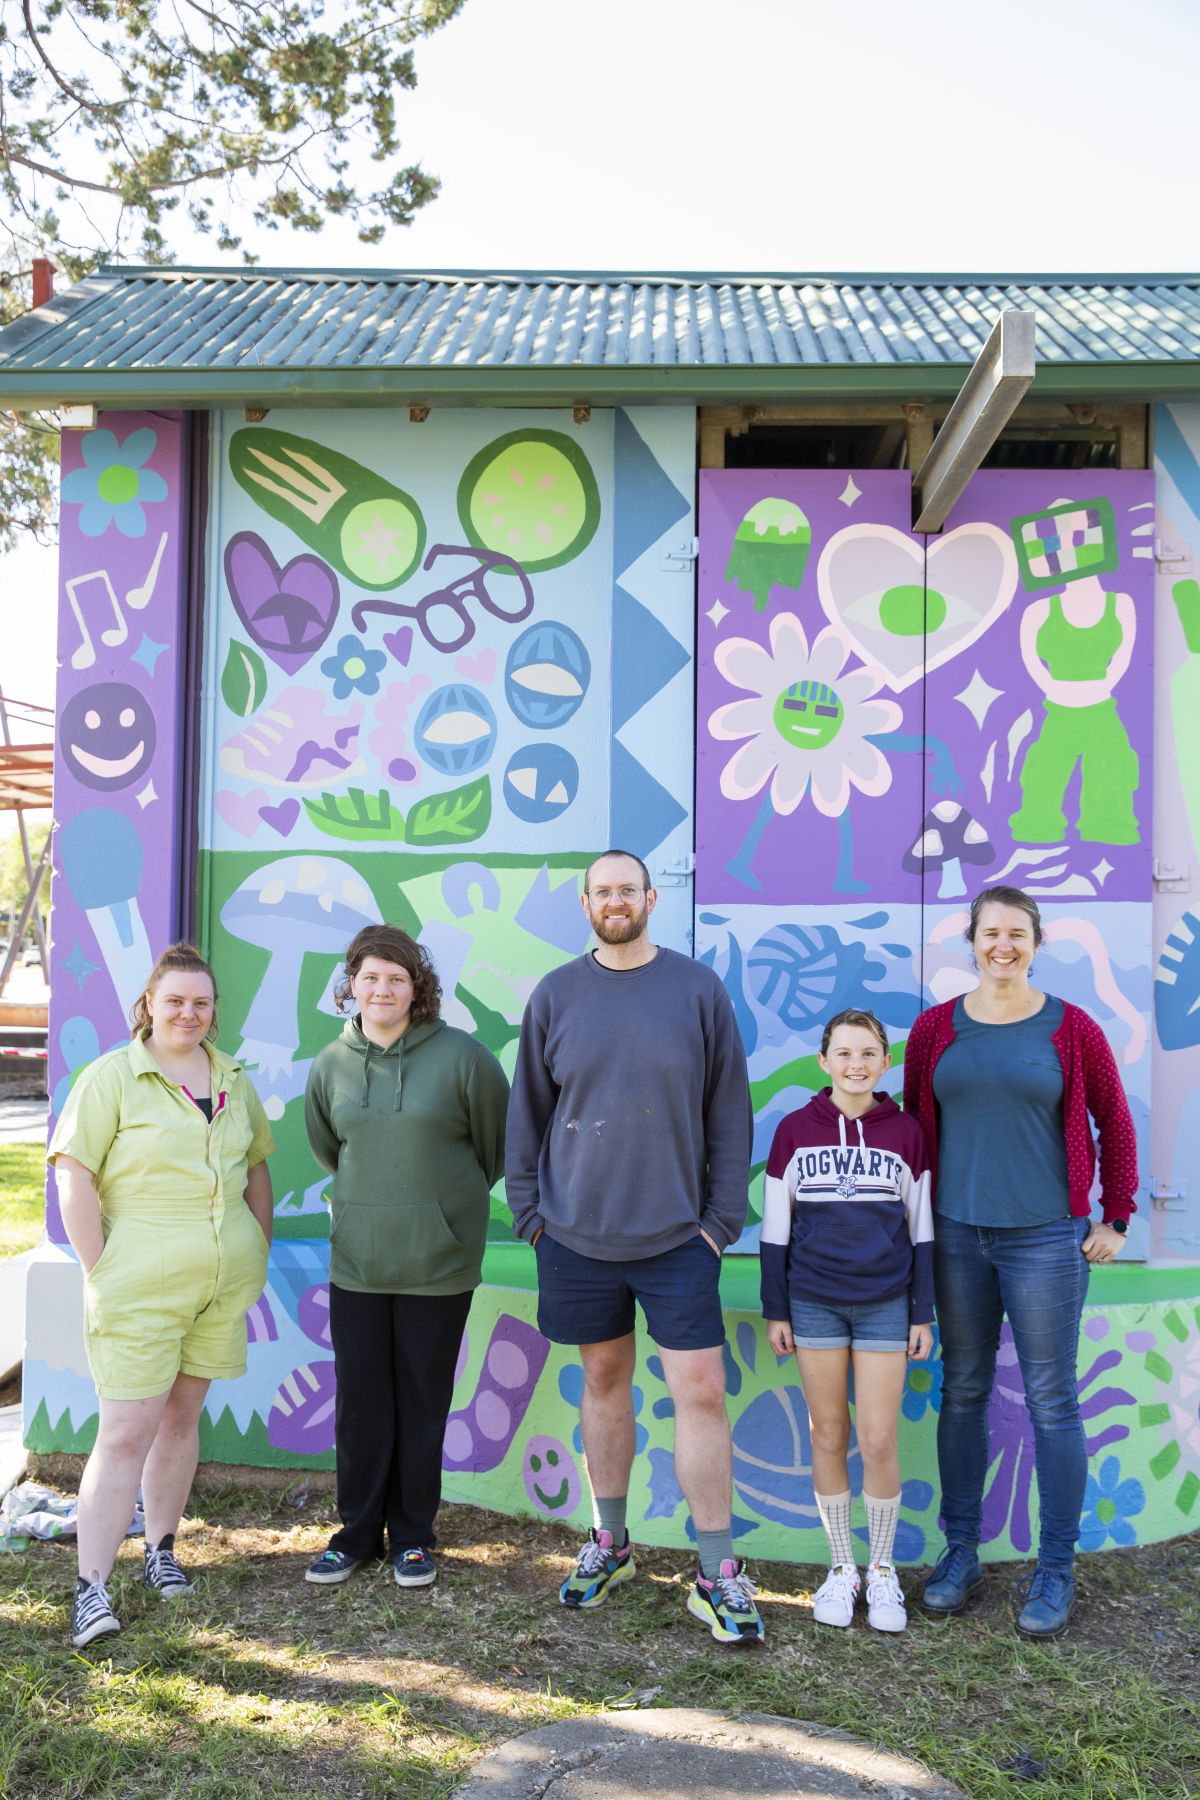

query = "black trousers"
[327,1284,473,1558]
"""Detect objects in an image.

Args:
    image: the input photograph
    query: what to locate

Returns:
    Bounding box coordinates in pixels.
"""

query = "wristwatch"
[1108,1218,1129,1235]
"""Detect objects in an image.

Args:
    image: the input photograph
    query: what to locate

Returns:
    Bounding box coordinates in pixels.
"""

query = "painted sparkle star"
[955,668,1004,729]
[131,632,169,677]
[62,936,99,988]
[136,780,158,810]
[1092,858,1115,887]
[706,598,730,628]
[838,475,862,508]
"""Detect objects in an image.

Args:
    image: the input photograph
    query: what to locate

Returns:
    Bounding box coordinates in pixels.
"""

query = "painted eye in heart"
[816,521,1018,692]
[60,681,156,790]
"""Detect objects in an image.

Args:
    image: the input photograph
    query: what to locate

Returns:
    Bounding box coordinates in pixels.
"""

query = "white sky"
[2,0,1197,736]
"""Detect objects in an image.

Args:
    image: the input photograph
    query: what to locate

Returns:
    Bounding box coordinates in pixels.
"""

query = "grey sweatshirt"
[505,946,752,1260]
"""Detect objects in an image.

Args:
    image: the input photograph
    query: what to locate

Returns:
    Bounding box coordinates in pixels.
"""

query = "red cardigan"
[901,997,1138,1225]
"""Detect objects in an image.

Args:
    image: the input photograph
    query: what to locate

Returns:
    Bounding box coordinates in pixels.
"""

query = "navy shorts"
[534,1231,725,1351]
[789,1293,911,1352]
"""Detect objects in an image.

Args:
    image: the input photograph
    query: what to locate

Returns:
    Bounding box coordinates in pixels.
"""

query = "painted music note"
[126,532,168,611]
[66,570,123,669]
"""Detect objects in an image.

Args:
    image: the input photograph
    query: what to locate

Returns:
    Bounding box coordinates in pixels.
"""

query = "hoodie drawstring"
[835,1111,867,1154]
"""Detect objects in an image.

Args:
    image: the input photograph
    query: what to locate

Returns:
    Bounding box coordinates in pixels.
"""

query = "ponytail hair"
[130,943,218,1040]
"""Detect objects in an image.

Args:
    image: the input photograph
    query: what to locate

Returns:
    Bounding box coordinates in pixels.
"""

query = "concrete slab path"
[0,1098,48,1144]
[453,1708,963,1800]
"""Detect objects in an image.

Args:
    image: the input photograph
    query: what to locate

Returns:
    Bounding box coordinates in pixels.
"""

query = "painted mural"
[1152,403,1200,1261]
[44,415,189,1244]
[697,467,1156,1261]
[28,404,1198,1564]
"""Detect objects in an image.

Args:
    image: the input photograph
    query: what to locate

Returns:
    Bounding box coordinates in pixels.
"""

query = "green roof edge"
[2,359,1196,412]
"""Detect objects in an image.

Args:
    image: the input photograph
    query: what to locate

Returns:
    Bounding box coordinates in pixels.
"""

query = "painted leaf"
[405,775,491,846]
[221,638,269,717]
[302,787,406,841]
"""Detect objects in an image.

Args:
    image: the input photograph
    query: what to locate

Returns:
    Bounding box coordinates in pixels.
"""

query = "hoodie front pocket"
[333,1200,470,1291]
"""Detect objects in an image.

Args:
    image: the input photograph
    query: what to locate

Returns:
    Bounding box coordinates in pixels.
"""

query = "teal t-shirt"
[932,995,1069,1227]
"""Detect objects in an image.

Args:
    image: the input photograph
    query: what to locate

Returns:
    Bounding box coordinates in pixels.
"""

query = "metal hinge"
[1156,539,1193,570]
[661,536,699,572]
[655,852,695,887]
[1150,1178,1187,1210]
[1153,858,1189,892]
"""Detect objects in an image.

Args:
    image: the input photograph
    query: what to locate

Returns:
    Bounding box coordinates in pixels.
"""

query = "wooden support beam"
[1116,408,1148,469]
[904,405,934,474]
[699,422,726,468]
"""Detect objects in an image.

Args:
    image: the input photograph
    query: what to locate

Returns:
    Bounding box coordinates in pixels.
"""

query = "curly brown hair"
[129,944,218,1040]
[333,924,442,1023]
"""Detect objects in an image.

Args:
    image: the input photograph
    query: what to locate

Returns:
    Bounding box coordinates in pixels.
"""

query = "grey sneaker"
[71,1574,121,1648]
[143,1533,195,1599]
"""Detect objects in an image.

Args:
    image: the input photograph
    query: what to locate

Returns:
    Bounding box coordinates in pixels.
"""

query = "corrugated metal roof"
[3,269,1200,407]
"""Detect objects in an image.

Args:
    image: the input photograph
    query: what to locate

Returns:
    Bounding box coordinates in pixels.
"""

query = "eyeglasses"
[590,886,645,902]
[350,542,534,654]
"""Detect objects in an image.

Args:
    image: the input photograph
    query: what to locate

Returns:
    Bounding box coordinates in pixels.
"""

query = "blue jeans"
[934,1213,1090,1569]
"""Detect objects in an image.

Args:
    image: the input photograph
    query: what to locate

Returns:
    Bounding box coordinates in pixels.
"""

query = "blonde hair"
[820,1007,889,1057]
[130,944,218,1040]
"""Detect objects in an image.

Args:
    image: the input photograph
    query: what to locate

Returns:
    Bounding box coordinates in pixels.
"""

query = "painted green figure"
[1171,579,1200,854]
[1010,576,1139,845]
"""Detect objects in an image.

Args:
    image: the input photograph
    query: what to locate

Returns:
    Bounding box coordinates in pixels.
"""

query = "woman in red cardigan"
[903,884,1137,1639]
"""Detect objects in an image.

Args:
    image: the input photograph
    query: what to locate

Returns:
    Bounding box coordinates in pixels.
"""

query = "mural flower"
[709,614,901,816]
[981,1328,1135,1551]
[61,427,168,537]
[320,633,387,699]
[1079,1455,1145,1551]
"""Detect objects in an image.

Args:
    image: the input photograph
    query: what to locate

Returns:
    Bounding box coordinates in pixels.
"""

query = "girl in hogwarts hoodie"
[761,1008,932,1636]
[302,924,509,1591]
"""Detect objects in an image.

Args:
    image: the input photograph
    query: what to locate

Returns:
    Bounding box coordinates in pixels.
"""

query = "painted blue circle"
[503,743,579,822]
[414,684,497,776]
[504,620,591,729]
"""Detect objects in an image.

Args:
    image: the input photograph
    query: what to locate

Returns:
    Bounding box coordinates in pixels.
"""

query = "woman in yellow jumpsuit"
[49,944,274,1647]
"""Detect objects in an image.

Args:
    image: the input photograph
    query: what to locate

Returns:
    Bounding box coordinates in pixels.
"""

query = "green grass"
[0,1494,1195,1799]
[0,1143,44,1257]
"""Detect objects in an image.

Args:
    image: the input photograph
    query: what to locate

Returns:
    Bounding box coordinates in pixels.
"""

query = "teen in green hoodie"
[302,924,509,1590]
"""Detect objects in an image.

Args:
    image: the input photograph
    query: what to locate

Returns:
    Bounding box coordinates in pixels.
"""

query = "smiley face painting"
[60,681,157,791]
[521,1434,581,1517]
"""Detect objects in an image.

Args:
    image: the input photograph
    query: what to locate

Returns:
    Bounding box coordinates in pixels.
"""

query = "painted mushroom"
[902,799,994,899]
[220,854,381,1076]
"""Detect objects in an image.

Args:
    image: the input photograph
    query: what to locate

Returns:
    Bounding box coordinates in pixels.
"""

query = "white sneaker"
[865,1560,907,1633]
[812,1563,860,1627]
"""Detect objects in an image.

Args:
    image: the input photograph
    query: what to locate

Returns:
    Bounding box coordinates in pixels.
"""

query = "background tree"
[0,0,466,551]
[0,817,51,931]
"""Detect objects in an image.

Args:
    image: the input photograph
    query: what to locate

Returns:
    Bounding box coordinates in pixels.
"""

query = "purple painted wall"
[46,412,190,1240]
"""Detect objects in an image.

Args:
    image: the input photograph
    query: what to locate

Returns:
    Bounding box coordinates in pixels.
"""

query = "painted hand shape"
[219,685,365,789]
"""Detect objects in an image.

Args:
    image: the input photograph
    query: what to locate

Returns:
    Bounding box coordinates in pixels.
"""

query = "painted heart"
[259,799,300,837]
[383,625,413,665]
[215,787,270,839]
[224,531,340,674]
[815,521,1018,692]
[455,647,496,683]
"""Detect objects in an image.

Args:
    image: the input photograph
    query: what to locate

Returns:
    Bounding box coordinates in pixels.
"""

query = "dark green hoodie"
[304,1015,509,1296]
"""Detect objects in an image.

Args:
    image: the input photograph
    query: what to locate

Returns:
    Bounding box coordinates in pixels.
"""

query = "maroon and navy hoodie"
[760,1089,933,1326]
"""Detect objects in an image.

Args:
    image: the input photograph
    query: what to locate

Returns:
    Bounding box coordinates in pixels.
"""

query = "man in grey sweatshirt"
[506,849,761,1644]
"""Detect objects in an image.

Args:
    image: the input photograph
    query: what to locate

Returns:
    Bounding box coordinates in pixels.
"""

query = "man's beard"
[592,909,647,944]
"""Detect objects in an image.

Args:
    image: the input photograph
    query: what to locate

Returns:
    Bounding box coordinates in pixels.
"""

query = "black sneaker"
[392,1547,437,1587]
[305,1547,363,1586]
[71,1574,121,1648]
[143,1533,195,1599]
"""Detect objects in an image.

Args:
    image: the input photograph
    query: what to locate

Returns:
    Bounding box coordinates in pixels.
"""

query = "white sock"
[815,1490,855,1567]
[865,1492,900,1568]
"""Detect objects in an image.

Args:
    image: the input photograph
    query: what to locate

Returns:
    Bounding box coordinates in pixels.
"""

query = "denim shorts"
[789,1292,910,1352]
[535,1230,725,1351]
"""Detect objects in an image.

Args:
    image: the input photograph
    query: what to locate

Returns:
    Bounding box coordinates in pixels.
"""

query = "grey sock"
[593,1496,628,1546]
[696,1527,736,1580]
[815,1490,856,1568]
